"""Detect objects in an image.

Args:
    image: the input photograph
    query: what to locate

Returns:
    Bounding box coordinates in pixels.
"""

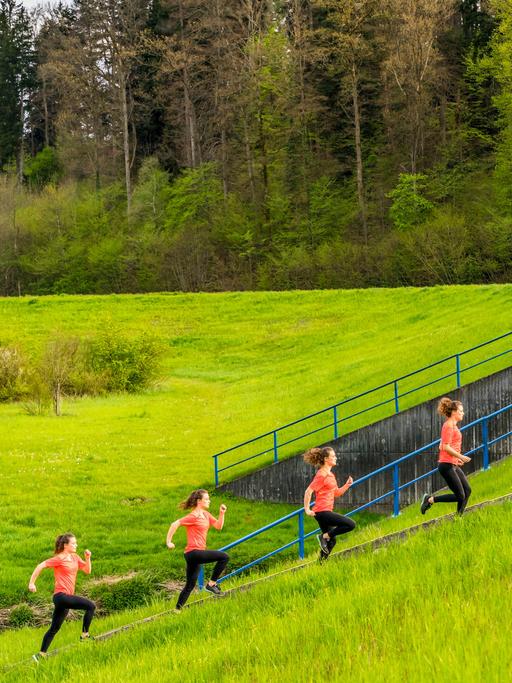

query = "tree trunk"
[42,74,50,147]
[351,62,368,244]
[119,68,132,214]
[53,381,61,416]
[17,92,24,185]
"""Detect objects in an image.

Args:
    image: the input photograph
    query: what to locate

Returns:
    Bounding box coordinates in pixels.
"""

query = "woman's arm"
[335,476,354,497]
[304,486,315,516]
[213,504,227,530]
[28,561,47,592]
[82,550,92,574]
[166,520,181,549]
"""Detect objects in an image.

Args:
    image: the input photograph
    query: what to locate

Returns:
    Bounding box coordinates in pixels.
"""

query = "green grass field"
[0,285,511,614]
[1,457,512,682]
[0,285,512,682]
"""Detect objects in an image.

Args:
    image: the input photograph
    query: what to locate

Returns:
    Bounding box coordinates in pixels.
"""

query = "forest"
[1,0,511,294]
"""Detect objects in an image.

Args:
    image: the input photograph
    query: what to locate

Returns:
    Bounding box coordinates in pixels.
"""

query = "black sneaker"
[420,493,432,515]
[327,537,337,553]
[317,533,330,557]
[205,583,223,596]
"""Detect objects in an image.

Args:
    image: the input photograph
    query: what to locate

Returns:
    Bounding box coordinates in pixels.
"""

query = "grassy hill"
[2,457,512,682]
[0,285,511,611]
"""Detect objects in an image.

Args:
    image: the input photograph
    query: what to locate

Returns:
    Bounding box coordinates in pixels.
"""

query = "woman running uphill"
[421,397,472,516]
[167,489,229,610]
[303,447,355,560]
[28,533,95,661]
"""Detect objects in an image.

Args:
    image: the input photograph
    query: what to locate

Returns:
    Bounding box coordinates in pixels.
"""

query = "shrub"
[8,603,35,628]
[0,346,25,401]
[87,573,157,612]
[85,331,162,393]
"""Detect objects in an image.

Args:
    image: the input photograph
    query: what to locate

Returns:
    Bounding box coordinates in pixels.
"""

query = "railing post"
[394,381,400,414]
[298,509,305,560]
[393,464,400,517]
[273,431,279,463]
[456,354,461,389]
[214,455,219,487]
[482,418,490,470]
[198,565,204,590]
[333,405,338,440]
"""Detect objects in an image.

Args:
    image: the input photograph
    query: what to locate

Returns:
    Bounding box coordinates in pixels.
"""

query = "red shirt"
[179,511,217,552]
[44,554,89,595]
[438,421,462,465]
[309,470,344,513]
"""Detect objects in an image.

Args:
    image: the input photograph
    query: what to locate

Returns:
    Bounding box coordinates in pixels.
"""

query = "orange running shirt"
[179,511,217,552]
[438,421,462,465]
[44,554,89,595]
[309,471,343,513]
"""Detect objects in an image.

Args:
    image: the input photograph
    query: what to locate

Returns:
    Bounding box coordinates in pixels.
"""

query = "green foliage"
[87,574,159,612]
[387,174,434,231]
[0,346,24,401]
[86,331,162,393]
[164,163,224,235]
[7,603,34,629]
[24,147,62,190]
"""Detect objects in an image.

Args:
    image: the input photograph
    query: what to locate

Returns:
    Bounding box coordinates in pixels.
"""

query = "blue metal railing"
[199,403,512,588]
[212,331,512,486]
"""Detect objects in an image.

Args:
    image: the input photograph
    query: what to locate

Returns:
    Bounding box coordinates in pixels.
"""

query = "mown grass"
[0,452,512,681]
[0,286,511,611]
[2,480,511,681]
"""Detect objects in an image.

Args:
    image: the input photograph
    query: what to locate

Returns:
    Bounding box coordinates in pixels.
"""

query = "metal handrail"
[198,403,512,588]
[212,331,512,485]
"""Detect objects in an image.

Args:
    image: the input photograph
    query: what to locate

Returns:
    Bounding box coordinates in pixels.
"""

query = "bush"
[8,603,35,628]
[0,347,25,401]
[85,331,162,393]
[87,573,157,612]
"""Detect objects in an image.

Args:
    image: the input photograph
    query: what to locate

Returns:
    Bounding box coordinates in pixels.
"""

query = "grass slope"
[5,494,512,683]
[2,462,512,682]
[0,286,511,609]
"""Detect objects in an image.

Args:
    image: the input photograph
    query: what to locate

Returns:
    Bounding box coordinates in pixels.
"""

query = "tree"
[38,336,80,416]
[313,0,380,242]
[0,0,35,178]
[382,0,457,173]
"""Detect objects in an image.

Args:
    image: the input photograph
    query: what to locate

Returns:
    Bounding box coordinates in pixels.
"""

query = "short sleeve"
[44,556,63,568]
[441,423,454,445]
[179,513,197,527]
[310,473,325,493]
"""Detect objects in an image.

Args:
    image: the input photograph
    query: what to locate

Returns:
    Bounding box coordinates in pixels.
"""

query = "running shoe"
[317,533,330,557]
[80,634,95,642]
[420,493,432,515]
[205,583,223,596]
[32,653,47,664]
[327,537,337,553]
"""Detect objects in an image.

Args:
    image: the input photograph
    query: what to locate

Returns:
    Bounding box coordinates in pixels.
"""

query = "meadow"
[1,457,512,681]
[1,286,512,612]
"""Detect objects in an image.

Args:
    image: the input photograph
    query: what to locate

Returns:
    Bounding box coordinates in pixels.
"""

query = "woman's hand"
[167,542,175,550]
[84,549,92,559]
[345,476,354,488]
[28,583,37,593]
[305,508,315,517]
[219,504,227,513]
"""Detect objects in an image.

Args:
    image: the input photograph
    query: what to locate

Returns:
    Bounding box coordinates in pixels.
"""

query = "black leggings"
[176,549,229,609]
[40,592,96,653]
[434,462,472,515]
[315,510,356,548]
